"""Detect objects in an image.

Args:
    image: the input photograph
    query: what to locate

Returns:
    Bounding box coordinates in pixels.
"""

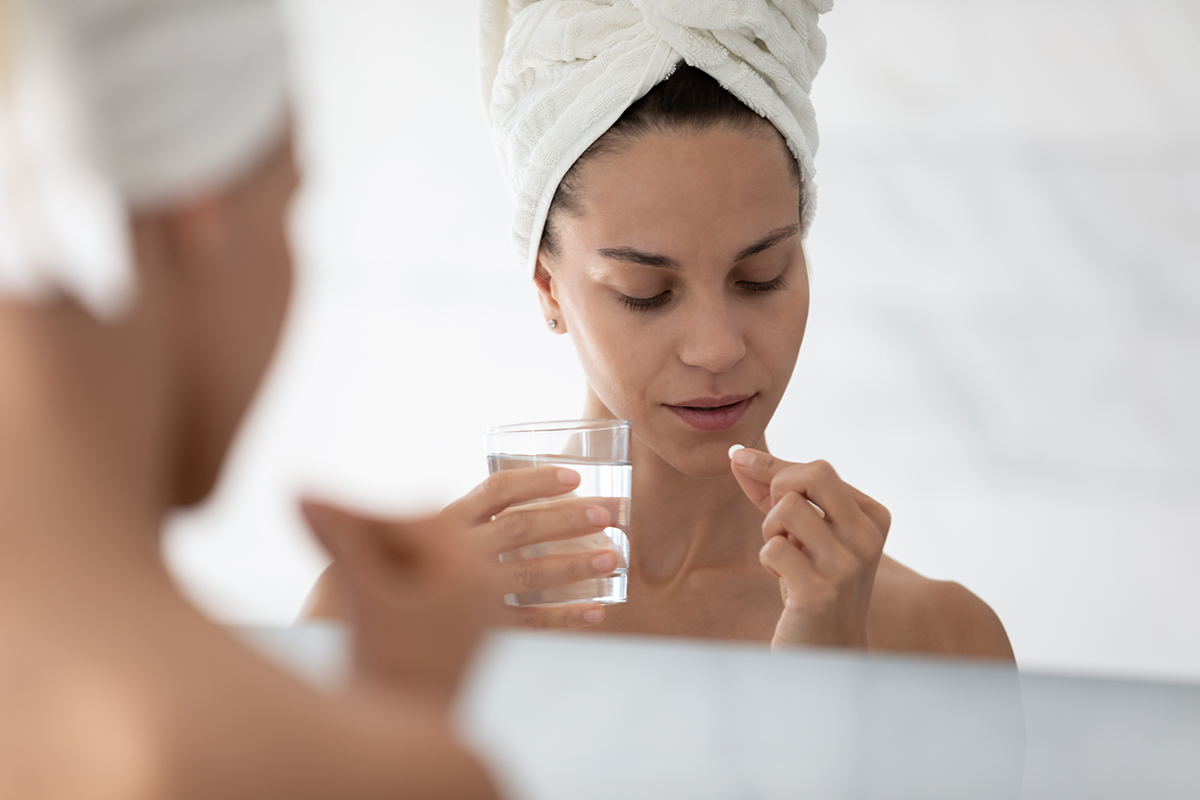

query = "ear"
[533,253,567,334]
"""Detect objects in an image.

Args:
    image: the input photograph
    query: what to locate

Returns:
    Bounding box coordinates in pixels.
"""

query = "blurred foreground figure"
[0,1,497,797]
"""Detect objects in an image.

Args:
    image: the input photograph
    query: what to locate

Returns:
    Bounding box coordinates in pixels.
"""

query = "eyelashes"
[620,291,671,311]
[618,274,788,312]
[739,274,787,293]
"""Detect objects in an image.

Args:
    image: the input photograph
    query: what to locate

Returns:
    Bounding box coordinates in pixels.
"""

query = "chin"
[637,406,765,478]
[652,437,743,479]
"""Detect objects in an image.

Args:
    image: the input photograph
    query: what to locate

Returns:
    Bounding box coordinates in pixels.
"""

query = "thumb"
[301,499,394,582]
[729,446,795,514]
[301,499,359,559]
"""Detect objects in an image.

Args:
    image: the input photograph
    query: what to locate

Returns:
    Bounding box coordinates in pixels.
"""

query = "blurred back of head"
[0,0,293,515]
[0,0,131,317]
[0,0,288,318]
[65,0,288,212]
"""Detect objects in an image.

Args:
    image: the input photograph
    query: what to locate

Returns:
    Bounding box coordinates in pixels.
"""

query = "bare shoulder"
[867,555,1014,663]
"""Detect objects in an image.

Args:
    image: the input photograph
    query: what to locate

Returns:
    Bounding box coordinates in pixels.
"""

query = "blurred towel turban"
[0,0,288,320]
[481,0,832,274]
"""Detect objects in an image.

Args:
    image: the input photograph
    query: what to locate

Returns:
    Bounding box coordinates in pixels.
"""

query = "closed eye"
[620,290,672,311]
[738,274,787,293]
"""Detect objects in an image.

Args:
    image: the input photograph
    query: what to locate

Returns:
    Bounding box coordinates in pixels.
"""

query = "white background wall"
[164,0,1200,684]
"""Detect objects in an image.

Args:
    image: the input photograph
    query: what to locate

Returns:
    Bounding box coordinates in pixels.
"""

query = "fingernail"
[557,468,579,485]
[583,609,605,624]
[592,551,617,572]
[586,506,610,526]
[731,448,755,467]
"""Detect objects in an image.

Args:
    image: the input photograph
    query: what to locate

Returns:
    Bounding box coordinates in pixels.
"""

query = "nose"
[676,294,746,374]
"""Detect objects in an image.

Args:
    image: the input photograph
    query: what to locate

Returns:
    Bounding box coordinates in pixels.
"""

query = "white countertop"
[237,624,1200,800]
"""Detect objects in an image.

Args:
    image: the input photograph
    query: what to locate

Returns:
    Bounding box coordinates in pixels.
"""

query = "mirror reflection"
[305,52,1015,660]
[168,0,1194,683]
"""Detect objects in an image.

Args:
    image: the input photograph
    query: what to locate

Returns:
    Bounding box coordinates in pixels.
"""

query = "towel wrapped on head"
[0,0,287,320]
[481,0,833,274]
[64,0,289,212]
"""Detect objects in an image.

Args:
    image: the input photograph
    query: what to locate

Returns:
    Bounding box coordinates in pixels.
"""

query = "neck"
[583,391,767,587]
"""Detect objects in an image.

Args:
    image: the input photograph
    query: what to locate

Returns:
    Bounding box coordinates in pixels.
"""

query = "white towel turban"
[0,0,287,320]
[481,0,832,274]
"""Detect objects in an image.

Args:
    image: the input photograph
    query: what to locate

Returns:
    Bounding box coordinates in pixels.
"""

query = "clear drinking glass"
[484,419,631,606]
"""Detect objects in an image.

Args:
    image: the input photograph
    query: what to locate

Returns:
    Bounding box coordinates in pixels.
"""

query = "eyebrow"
[595,246,681,270]
[596,223,801,270]
[733,223,801,262]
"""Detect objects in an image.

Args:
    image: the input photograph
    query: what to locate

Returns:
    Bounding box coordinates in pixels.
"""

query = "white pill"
[728,444,745,459]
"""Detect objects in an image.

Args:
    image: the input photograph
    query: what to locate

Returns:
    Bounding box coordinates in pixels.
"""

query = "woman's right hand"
[440,465,619,630]
[305,467,619,632]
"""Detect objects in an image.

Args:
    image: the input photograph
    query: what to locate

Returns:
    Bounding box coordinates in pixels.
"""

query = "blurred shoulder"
[867,555,1014,663]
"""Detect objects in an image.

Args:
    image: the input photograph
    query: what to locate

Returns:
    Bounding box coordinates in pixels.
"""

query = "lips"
[665,394,754,432]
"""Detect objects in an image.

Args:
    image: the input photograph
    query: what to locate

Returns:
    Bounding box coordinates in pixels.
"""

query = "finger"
[304,499,433,562]
[729,446,795,514]
[762,492,842,569]
[498,549,620,595]
[303,500,449,589]
[767,460,859,525]
[482,502,611,554]
[300,564,346,622]
[301,499,363,560]
[502,603,607,630]
[312,513,387,598]
[759,534,823,589]
[848,485,891,543]
[345,517,431,590]
[444,466,581,524]
[818,484,889,561]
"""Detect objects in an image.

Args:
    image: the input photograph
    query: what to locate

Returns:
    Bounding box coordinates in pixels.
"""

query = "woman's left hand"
[302,501,496,704]
[730,448,890,651]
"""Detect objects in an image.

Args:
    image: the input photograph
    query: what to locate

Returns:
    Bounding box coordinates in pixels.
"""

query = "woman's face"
[536,125,809,478]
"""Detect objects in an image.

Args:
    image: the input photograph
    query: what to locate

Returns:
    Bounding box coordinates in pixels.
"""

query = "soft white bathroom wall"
[164,0,1200,683]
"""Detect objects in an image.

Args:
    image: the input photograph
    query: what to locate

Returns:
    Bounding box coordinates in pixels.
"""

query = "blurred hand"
[302,502,493,704]
[441,466,622,630]
[302,468,618,657]
[730,449,890,651]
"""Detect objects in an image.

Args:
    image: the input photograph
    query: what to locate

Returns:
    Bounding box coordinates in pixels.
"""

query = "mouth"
[664,395,755,432]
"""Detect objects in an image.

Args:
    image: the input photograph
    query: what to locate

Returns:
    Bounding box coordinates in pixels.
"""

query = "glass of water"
[484,419,631,607]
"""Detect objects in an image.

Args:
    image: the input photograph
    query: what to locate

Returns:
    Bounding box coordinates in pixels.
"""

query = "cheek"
[251,219,294,345]
[758,285,809,388]
[220,212,292,379]
[562,287,663,415]
[191,212,293,447]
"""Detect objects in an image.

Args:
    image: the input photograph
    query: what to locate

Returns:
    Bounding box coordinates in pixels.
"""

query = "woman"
[311,0,1011,660]
[0,2,497,797]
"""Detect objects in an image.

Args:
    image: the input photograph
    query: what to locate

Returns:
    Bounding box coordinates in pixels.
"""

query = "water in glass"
[487,453,630,606]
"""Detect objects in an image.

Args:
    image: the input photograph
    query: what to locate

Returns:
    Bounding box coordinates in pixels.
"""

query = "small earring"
[547,319,558,329]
